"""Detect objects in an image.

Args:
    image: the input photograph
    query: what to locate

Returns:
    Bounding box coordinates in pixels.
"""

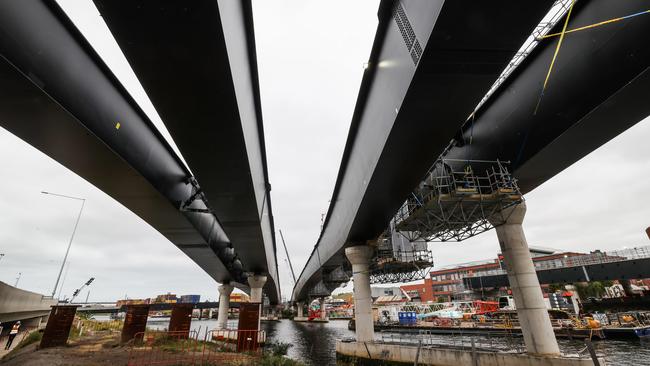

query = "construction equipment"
[279,230,296,285]
[70,277,94,303]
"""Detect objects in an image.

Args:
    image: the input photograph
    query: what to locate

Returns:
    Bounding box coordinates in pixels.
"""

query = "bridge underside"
[93,0,279,303]
[0,1,279,302]
[444,0,650,193]
[293,0,556,301]
[294,0,650,301]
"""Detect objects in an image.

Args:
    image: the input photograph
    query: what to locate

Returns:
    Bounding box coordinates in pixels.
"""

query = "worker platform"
[394,159,522,242]
[370,227,434,284]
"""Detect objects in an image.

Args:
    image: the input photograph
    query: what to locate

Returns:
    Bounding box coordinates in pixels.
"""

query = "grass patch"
[257,354,305,366]
[266,341,292,356]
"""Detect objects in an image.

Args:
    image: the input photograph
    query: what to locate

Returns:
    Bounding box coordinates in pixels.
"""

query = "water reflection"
[263,320,353,365]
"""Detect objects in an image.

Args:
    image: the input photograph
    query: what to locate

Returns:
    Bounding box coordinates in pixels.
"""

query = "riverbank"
[0,325,303,366]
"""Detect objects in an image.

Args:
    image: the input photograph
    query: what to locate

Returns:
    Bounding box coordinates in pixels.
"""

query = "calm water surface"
[143,317,650,365]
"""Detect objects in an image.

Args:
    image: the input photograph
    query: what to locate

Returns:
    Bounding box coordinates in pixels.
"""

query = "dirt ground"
[0,332,129,366]
[0,330,267,366]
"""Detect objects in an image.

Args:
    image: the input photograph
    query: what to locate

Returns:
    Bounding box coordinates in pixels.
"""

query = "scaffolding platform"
[394,159,522,242]
[369,226,434,284]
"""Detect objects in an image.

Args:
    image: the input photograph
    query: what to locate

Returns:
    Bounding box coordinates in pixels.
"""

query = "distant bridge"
[0,281,56,324]
[76,302,241,314]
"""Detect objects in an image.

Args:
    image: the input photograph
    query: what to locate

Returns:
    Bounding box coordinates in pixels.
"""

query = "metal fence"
[127,329,265,366]
[379,329,526,353]
[378,329,603,361]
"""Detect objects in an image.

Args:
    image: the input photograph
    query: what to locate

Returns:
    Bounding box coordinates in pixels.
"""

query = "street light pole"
[42,191,86,298]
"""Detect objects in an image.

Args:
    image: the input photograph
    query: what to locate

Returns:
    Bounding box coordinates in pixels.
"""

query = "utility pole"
[41,191,86,298]
[57,262,71,300]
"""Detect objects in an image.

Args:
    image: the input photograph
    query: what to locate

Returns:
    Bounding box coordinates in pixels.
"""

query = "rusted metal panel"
[40,305,79,348]
[237,302,261,351]
[168,303,193,338]
[121,304,150,344]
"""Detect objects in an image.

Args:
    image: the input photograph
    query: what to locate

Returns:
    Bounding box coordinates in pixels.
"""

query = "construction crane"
[70,277,94,303]
[279,230,296,285]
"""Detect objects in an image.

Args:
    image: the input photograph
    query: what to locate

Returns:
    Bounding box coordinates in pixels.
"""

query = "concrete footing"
[336,341,605,366]
[40,305,79,348]
[169,303,193,337]
[121,304,150,343]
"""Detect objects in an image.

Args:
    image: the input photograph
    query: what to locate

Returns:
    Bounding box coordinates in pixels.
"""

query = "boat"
[599,311,650,339]
[363,303,605,339]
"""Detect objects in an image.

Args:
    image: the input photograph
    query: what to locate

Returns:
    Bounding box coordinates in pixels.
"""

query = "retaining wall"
[336,341,604,366]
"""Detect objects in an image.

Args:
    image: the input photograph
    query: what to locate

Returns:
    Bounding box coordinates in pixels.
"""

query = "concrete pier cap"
[248,274,267,303]
[345,245,374,265]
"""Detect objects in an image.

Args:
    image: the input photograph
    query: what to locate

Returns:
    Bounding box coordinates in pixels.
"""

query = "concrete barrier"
[0,281,56,323]
[336,341,605,366]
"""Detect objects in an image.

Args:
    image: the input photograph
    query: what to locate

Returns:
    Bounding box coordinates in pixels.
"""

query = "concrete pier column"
[345,245,374,342]
[491,203,560,355]
[216,283,234,330]
[296,302,304,318]
[320,298,328,320]
[248,275,267,303]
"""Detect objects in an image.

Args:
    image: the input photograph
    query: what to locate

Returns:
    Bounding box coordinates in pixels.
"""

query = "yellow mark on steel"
[534,0,575,114]
[543,0,574,92]
[115,122,121,130]
[540,10,650,40]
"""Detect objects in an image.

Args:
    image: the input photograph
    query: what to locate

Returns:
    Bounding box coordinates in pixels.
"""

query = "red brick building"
[400,248,584,302]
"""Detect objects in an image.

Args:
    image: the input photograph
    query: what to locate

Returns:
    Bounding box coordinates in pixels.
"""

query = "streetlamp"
[41,191,86,298]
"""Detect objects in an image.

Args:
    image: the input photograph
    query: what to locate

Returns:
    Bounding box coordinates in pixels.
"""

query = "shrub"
[266,341,292,356]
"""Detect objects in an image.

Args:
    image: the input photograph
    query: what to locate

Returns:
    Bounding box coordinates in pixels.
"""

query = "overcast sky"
[0,1,648,302]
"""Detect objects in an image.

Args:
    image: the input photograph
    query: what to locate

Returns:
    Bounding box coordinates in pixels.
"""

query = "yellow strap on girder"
[539,10,650,40]
[534,0,575,115]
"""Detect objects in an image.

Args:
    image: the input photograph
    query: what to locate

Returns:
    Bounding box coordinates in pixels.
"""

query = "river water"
[144,318,650,365]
